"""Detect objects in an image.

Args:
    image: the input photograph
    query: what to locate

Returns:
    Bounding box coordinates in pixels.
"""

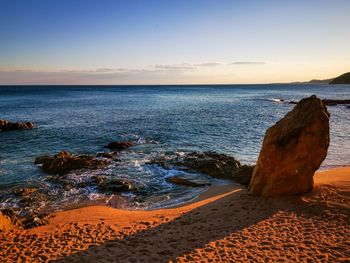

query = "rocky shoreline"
[0,95,340,231]
[1,167,349,262]
[1,138,255,230]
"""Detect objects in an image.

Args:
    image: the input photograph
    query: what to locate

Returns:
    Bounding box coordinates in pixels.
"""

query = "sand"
[0,167,349,262]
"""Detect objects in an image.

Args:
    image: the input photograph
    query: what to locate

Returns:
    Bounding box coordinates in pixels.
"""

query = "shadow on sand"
[51,184,349,263]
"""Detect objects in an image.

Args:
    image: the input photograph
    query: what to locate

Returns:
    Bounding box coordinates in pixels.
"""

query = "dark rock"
[322,99,350,106]
[91,175,106,186]
[346,106,350,109]
[76,176,105,189]
[98,179,140,193]
[13,187,38,197]
[289,99,350,106]
[0,119,34,131]
[104,141,134,150]
[166,176,210,187]
[75,176,139,194]
[249,95,330,197]
[175,152,242,178]
[23,213,49,229]
[230,165,255,186]
[19,191,49,207]
[35,151,108,174]
[95,152,118,159]
[107,195,128,208]
[34,155,54,164]
[151,152,254,186]
[63,181,75,191]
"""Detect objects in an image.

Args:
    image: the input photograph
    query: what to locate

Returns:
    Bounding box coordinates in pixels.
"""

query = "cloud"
[229,61,266,65]
[0,60,266,84]
[0,67,195,84]
[195,62,223,67]
[154,62,225,70]
[153,61,266,71]
[0,68,148,84]
[94,68,115,73]
[154,63,196,70]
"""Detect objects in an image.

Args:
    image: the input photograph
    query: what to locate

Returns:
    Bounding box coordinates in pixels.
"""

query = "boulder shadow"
[49,183,350,263]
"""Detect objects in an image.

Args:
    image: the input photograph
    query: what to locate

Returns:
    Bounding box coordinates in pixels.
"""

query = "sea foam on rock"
[249,95,330,197]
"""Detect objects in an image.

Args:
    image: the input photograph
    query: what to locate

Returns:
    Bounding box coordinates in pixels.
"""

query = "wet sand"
[1,167,349,262]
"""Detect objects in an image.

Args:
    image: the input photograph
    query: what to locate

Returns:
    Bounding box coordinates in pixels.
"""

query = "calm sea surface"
[0,85,349,212]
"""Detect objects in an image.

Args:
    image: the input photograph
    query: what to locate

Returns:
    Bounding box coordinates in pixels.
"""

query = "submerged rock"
[322,99,350,106]
[289,99,350,106]
[19,191,49,207]
[35,151,108,174]
[13,187,38,197]
[98,179,140,193]
[151,152,254,186]
[249,95,330,197]
[166,176,210,187]
[0,119,34,131]
[91,175,106,186]
[104,141,135,150]
[95,152,118,159]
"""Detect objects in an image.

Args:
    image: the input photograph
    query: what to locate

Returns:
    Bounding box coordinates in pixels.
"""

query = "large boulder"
[0,119,34,131]
[35,151,108,174]
[249,95,330,197]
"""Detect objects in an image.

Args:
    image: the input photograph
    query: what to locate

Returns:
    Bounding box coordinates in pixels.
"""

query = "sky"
[0,0,349,84]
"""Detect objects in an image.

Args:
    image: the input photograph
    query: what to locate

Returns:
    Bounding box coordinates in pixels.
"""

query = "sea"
[0,84,349,215]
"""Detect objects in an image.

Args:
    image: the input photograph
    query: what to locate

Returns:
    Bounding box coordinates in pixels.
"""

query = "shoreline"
[1,167,349,262]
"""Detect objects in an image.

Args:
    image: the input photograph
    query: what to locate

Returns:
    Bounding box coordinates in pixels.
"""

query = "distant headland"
[289,72,350,85]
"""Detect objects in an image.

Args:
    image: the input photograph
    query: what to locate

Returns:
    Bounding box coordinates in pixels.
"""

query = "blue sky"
[1,0,349,84]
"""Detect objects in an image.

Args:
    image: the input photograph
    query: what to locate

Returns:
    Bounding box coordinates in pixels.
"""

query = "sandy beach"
[0,167,349,262]
[2,1,350,262]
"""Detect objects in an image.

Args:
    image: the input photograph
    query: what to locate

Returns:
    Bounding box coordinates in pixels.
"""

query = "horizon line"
[0,82,333,87]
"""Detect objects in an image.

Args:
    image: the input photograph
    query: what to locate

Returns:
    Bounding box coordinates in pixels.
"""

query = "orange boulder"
[249,95,330,197]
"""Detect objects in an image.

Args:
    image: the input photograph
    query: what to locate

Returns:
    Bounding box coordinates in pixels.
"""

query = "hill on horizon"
[329,72,350,84]
[290,72,350,85]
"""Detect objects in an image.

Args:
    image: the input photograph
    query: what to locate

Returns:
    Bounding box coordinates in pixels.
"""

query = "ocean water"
[0,85,349,213]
